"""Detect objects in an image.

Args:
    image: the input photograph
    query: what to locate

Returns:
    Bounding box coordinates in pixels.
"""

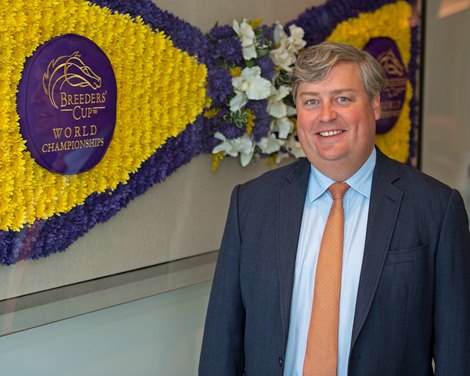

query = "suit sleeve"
[199,185,245,375]
[433,189,470,375]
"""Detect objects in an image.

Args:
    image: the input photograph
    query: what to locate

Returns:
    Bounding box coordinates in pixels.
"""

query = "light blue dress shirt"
[284,149,376,376]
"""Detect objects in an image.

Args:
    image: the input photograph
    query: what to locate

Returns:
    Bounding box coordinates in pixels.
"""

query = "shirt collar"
[307,148,376,202]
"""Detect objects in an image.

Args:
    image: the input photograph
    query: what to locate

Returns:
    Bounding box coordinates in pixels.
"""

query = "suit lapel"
[350,149,404,348]
[277,159,310,344]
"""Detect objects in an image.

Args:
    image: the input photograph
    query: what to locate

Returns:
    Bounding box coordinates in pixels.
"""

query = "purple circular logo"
[364,37,408,134]
[17,34,117,174]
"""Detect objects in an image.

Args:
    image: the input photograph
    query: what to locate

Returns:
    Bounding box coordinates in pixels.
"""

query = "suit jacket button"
[279,357,284,367]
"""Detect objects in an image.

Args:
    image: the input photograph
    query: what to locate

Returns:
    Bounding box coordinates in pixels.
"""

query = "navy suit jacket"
[199,148,470,375]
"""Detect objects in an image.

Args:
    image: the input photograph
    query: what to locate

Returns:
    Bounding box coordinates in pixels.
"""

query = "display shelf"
[0,251,218,337]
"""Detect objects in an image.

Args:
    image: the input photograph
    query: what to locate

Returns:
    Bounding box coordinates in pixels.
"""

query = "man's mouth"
[319,130,344,137]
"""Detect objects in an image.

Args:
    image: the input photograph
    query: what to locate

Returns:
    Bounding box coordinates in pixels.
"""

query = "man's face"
[295,62,381,179]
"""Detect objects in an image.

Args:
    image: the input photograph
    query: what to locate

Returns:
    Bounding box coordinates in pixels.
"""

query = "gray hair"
[291,42,386,101]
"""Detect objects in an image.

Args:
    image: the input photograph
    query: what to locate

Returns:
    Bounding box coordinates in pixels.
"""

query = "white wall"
[153,0,321,32]
[421,2,470,213]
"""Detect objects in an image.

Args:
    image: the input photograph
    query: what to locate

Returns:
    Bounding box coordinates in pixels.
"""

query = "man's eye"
[337,96,350,103]
[305,99,319,105]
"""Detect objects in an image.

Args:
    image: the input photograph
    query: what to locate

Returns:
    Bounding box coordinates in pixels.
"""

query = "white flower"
[268,85,291,118]
[214,19,309,168]
[271,117,293,139]
[236,134,256,166]
[286,104,297,117]
[272,22,283,45]
[233,19,257,60]
[213,132,255,167]
[230,66,272,111]
[270,23,306,71]
[240,145,255,166]
[256,134,283,154]
[274,152,288,164]
[229,90,248,112]
[268,99,287,119]
[287,24,307,52]
[285,134,306,158]
[233,67,272,99]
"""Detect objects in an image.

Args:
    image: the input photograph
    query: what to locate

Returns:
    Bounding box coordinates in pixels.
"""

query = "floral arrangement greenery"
[208,19,307,169]
[209,0,415,169]
[0,0,419,264]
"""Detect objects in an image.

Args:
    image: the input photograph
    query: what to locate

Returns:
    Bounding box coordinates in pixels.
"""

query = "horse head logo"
[42,51,102,109]
[377,49,405,77]
[377,49,407,98]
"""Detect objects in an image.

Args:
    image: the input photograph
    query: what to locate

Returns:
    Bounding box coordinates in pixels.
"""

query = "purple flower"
[261,24,274,41]
[287,0,396,46]
[213,38,244,65]
[209,24,236,39]
[88,0,212,65]
[246,100,270,142]
[258,55,276,81]
[0,116,212,264]
[215,121,245,140]
[208,25,243,66]
[207,68,233,106]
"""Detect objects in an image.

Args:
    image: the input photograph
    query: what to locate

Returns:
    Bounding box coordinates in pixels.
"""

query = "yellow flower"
[211,152,225,173]
[0,0,208,231]
[246,109,255,135]
[204,108,220,119]
[267,154,279,167]
[230,66,242,77]
[248,19,263,29]
[327,1,412,162]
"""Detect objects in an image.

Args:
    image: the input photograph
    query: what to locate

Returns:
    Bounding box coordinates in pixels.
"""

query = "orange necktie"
[303,182,350,376]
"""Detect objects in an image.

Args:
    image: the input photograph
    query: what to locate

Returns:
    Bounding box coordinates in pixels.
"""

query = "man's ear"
[372,94,381,120]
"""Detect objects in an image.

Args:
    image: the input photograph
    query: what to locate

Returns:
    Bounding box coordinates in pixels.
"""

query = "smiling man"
[294,60,380,183]
[199,42,470,376]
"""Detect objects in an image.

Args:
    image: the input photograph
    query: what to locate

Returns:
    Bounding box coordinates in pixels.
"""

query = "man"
[199,42,470,375]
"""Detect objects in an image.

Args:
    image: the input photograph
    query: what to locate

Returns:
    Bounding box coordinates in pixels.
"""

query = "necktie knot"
[328,182,349,200]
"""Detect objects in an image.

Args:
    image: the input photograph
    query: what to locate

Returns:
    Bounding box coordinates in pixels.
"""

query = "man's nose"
[319,102,337,122]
